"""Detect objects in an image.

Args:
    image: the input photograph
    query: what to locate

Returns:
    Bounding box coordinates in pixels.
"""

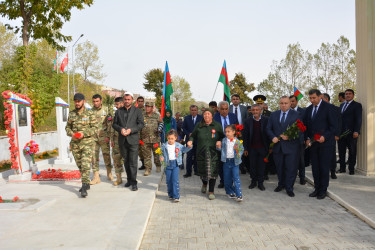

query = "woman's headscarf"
[163,109,172,140]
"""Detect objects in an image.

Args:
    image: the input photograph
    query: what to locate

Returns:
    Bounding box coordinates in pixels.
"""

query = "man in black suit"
[305,89,338,200]
[266,96,301,197]
[338,89,362,175]
[290,95,306,185]
[182,105,202,177]
[230,94,248,125]
[113,92,144,191]
[243,104,269,191]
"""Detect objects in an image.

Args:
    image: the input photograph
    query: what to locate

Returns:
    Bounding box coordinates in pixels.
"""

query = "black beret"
[74,93,85,101]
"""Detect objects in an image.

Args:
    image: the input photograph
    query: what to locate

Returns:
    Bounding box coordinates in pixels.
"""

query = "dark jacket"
[182,114,203,141]
[213,112,239,132]
[266,109,301,154]
[113,105,144,145]
[304,100,338,148]
[243,116,270,152]
[339,100,362,134]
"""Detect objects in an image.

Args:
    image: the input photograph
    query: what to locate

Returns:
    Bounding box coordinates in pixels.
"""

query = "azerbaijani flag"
[161,61,173,118]
[218,60,230,102]
[60,53,68,73]
[52,50,58,71]
[294,86,303,101]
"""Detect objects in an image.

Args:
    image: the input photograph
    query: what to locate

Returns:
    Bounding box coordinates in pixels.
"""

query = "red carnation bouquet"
[23,140,39,164]
[264,119,306,163]
[306,133,322,148]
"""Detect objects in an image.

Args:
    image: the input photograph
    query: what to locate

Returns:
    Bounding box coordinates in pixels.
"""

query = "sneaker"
[208,194,216,200]
[227,194,236,199]
[168,197,173,200]
[236,196,243,202]
[173,198,180,203]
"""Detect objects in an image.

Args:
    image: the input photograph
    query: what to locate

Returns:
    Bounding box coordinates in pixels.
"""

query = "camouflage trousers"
[92,138,112,172]
[141,143,161,171]
[112,139,124,174]
[71,141,94,184]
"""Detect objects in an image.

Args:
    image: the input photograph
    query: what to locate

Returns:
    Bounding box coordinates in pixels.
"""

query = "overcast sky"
[1,0,356,102]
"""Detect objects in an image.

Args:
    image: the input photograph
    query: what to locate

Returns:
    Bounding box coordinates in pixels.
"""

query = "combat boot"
[156,166,161,173]
[80,183,88,198]
[89,171,101,185]
[144,169,151,176]
[106,167,113,181]
[113,173,123,186]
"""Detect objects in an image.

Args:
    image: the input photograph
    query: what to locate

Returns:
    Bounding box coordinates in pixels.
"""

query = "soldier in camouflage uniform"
[108,97,125,185]
[140,101,162,176]
[90,94,113,184]
[66,93,98,198]
[137,96,146,170]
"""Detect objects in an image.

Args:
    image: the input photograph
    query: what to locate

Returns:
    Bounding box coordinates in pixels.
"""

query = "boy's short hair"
[166,129,178,137]
[225,124,236,131]
[114,97,122,102]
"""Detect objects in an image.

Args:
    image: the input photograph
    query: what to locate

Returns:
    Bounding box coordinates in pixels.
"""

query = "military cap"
[74,93,85,101]
[145,101,154,107]
[253,95,266,104]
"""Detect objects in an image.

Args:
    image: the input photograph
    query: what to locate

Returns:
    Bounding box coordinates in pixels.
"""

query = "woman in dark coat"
[187,108,224,200]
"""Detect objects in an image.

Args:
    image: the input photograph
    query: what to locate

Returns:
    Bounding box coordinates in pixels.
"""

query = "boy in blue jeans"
[217,124,244,202]
[160,129,192,202]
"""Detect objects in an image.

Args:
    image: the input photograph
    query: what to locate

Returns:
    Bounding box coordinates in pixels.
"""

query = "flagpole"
[211,82,219,101]
[67,49,70,108]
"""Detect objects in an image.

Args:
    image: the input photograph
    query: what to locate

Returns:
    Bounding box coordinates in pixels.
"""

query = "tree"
[0,22,17,64]
[74,40,105,83]
[0,0,93,50]
[143,68,164,109]
[171,76,195,115]
[229,73,255,105]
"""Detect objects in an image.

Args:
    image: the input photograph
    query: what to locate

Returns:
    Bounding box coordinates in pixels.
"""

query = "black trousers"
[249,147,267,184]
[202,179,216,193]
[298,143,305,180]
[310,144,333,195]
[120,140,138,185]
[331,143,337,172]
[338,136,358,172]
[186,146,197,175]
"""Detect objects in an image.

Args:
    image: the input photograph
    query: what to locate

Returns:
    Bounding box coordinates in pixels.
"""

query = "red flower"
[52,169,56,173]
[139,140,144,146]
[154,143,159,148]
[313,134,320,141]
[0,196,2,200]
[236,125,244,131]
[0,200,3,203]
[13,196,19,202]
[264,157,269,163]
[74,133,82,139]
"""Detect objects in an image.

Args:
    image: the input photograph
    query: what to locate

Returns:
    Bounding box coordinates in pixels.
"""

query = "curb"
[305,176,375,230]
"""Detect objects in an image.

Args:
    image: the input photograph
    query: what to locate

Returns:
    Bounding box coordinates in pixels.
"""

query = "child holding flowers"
[217,124,244,202]
[160,129,192,202]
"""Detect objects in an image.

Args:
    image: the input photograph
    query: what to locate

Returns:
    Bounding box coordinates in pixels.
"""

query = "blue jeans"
[165,160,180,199]
[223,158,242,197]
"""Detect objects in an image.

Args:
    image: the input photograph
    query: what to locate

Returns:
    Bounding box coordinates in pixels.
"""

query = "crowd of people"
[66,89,362,202]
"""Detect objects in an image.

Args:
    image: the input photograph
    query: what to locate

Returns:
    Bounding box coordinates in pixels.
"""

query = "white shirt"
[220,115,230,132]
[167,144,176,160]
[192,115,197,125]
[279,109,291,123]
[226,138,235,158]
[232,105,242,125]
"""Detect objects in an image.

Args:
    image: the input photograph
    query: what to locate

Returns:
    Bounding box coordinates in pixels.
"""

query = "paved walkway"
[140,171,375,249]
[0,161,162,249]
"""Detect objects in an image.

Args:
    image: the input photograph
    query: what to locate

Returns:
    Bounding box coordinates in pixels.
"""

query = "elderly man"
[214,101,238,188]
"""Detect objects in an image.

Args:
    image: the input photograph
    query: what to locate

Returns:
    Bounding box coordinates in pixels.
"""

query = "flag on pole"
[218,60,230,102]
[161,61,173,119]
[52,50,58,71]
[60,53,68,73]
[293,86,303,101]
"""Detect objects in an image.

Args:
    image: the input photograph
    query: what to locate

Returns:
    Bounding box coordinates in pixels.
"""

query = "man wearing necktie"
[338,89,362,175]
[214,101,238,188]
[229,94,248,125]
[304,89,338,200]
[266,96,301,197]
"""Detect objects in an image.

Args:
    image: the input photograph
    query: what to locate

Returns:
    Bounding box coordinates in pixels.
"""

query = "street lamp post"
[72,34,84,95]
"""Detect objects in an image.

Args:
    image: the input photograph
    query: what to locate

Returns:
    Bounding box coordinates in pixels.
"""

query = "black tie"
[342,102,348,113]
[235,107,238,117]
[281,112,286,125]
[312,106,318,119]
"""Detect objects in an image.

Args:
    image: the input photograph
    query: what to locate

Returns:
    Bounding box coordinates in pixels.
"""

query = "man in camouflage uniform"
[66,93,98,198]
[136,96,147,171]
[108,97,125,185]
[90,94,113,184]
[140,101,162,176]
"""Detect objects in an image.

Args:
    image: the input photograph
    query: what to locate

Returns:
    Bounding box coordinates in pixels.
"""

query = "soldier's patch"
[82,118,89,121]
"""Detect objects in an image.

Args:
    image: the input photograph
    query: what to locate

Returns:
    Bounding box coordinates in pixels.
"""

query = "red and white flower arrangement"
[23,140,39,164]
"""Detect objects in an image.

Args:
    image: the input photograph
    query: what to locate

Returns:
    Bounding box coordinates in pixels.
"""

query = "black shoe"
[336,159,340,163]
[180,166,184,170]
[264,175,269,180]
[240,169,247,174]
[317,193,327,200]
[124,182,131,187]
[80,183,88,198]
[183,174,191,178]
[131,185,138,191]
[194,172,199,176]
[218,183,224,188]
[331,171,337,179]
[258,183,265,191]
[287,191,295,197]
[248,182,257,189]
[337,169,346,173]
[138,166,145,170]
[349,171,355,175]
[79,183,90,192]
[309,190,318,197]
[274,186,284,192]
[300,179,306,185]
